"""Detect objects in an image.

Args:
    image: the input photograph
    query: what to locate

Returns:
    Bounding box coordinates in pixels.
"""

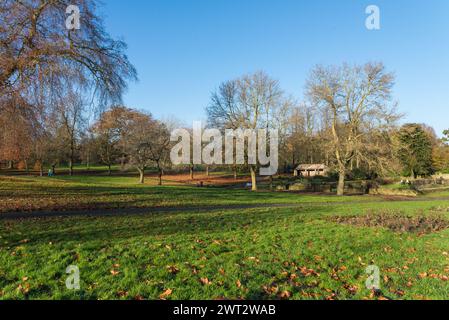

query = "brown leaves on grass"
[298,266,320,277]
[159,289,173,300]
[343,284,358,295]
[277,290,291,299]
[331,211,449,234]
[110,269,120,276]
[117,290,129,298]
[262,284,279,295]
[200,277,212,286]
[247,256,260,263]
[166,265,180,275]
[17,283,30,295]
[418,272,448,281]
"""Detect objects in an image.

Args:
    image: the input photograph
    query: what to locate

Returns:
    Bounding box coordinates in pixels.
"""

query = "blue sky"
[102,0,449,135]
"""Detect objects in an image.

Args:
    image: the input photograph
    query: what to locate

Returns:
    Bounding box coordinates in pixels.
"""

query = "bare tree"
[306,62,400,195]
[124,111,169,184]
[0,0,136,108]
[53,87,86,176]
[206,71,283,190]
[146,122,171,185]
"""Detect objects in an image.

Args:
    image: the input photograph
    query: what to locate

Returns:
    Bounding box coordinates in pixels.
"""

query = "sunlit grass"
[1,201,449,300]
[1,175,449,300]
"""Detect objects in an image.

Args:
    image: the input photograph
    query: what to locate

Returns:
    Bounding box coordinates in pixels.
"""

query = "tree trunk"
[69,139,74,176]
[108,164,112,176]
[8,160,13,169]
[121,156,125,171]
[190,164,194,180]
[337,169,345,196]
[269,175,273,190]
[25,160,29,173]
[250,166,257,191]
[158,170,163,186]
[206,166,209,177]
[233,165,237,180]
[69,159,73,176]
[138,168,145,184]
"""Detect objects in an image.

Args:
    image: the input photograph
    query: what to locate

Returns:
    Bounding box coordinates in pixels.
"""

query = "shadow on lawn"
[0,183,295,200]
[1,206,328,247]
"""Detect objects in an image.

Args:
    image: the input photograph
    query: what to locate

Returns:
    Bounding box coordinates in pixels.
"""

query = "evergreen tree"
[396,124,434,178]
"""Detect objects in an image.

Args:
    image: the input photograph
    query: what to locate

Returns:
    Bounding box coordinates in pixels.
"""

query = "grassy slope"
[0,175,449,300]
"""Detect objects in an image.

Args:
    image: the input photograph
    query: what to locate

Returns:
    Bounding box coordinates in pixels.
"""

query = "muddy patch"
[331,210,449,234]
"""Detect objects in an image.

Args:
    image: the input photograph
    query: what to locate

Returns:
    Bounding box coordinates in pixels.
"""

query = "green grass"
[1,175,449,300]
[0,175,374,213]
[382,183,414,190]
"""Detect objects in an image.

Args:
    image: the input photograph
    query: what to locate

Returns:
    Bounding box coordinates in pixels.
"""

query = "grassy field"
[1,174,449,300]
[0,175,375,213]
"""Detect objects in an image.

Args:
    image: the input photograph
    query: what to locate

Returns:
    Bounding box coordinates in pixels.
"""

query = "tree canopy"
[396,124,434,178]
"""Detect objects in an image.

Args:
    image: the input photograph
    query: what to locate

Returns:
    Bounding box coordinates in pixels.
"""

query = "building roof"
[295,164,328,171]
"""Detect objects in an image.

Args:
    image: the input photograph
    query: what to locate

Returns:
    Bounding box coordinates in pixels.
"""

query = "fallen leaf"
[159,289,172,300]
[418,272,427,279]
[200,277,211,285]
[166,265,180,274]
[278,290,291,299]
[117,290,128,298]
[110,269,120,276]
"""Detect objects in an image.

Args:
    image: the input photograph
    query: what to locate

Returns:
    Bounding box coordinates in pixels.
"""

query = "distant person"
[48,168,54,177]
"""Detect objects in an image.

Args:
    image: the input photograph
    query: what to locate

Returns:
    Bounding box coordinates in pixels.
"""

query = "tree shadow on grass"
[1,206,332,247]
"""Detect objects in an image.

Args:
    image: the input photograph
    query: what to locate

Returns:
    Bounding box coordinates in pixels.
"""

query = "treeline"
[205,66,449,194]
[1,67,448,194]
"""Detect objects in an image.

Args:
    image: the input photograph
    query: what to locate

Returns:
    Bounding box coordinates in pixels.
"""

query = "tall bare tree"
[53,86,86,176]
[0,0,136,106]
[206,71,283,190]
[306,62,400,195]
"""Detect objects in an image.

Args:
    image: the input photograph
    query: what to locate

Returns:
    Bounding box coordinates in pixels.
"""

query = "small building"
[294,164,329,178]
